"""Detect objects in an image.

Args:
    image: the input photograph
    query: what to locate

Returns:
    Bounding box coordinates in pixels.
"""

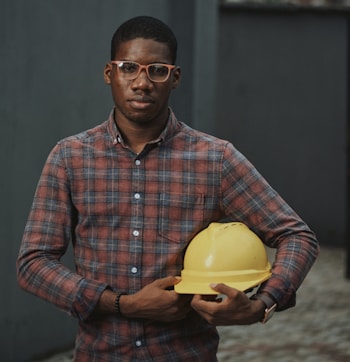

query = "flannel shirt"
[17,109,319,361]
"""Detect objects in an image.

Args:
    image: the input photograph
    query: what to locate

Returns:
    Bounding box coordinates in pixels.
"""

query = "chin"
[129,113,154,124]
[128,109,162,124]
[116,106,166,126]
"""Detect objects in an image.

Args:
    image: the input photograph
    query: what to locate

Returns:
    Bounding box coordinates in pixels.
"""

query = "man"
[17,16,319,361]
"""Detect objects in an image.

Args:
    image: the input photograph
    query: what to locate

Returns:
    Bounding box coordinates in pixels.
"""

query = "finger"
[209,283,240,297]
[191,295,217,313]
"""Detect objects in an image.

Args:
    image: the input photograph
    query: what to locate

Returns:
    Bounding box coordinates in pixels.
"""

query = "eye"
[119,62,138,74]
[149,64,168,77]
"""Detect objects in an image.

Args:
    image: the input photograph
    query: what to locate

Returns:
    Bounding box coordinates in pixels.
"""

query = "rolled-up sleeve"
[220,143,319,310]
[17,143,108,320]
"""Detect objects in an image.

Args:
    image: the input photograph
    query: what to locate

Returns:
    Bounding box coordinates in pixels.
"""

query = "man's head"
[104,16,181,129]
[110,16,178,64]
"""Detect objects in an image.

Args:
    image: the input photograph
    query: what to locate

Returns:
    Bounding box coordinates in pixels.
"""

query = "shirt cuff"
[71,278,110,321]
[258,276,296,311]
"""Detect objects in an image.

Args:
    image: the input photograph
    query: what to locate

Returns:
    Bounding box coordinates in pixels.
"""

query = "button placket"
[129,156,144,294]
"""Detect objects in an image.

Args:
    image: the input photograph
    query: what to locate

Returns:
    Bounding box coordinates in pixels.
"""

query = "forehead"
[114,38,172,64]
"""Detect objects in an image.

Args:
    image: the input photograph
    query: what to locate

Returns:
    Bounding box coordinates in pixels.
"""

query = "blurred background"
[1,0,349,360]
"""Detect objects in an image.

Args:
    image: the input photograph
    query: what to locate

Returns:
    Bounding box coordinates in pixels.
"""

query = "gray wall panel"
[1,1,194,360]
[217,11,347,246]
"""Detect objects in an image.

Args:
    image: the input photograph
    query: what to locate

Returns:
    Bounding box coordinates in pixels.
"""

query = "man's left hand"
[190,283,265,325]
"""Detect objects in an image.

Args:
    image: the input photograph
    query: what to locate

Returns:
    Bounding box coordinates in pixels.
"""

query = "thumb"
[157,276,181,289]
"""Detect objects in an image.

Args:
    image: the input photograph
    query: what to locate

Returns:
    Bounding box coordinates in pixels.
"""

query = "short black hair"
[111,16,178,63]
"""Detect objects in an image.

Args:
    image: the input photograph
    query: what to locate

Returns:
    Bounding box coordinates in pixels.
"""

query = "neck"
[114,111,168,154]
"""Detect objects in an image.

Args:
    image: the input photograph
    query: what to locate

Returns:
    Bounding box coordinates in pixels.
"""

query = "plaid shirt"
[17,109,319,361]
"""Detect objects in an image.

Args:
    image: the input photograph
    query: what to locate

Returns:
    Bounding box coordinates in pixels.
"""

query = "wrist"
[95,289,117,315]
[251,293,277,324]
[114,292,127,315]
[250,298,266,323]
[118,293,136,318]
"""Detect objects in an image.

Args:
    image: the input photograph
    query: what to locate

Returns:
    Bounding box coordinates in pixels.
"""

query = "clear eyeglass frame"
[111,60,176,82]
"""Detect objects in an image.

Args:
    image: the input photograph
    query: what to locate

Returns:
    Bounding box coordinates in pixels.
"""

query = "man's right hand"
[120,276,193,322]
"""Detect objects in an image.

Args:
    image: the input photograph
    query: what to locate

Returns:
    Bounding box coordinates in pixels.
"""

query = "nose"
[131,68,153,89]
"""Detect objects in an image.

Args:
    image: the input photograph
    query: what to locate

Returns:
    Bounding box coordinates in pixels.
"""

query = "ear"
[171,67,181,89]
[104,63,112,85]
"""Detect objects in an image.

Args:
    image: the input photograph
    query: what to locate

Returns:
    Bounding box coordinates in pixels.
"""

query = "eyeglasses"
[111,61,176,82]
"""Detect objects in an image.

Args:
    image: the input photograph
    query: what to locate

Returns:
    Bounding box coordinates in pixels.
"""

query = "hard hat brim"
[174,271,271,295]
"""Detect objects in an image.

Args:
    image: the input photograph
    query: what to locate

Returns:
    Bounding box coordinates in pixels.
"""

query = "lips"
[130,95,154,103]
[129,95,154,110]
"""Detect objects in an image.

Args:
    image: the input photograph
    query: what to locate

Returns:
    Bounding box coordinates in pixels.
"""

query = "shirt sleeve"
[16,143,108,321]
[220,142,319,311]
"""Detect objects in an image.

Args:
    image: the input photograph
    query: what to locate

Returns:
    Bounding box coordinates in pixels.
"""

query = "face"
[104,38,181,127]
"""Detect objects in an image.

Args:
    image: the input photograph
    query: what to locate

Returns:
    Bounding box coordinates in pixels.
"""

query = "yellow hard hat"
[174,222,272,294]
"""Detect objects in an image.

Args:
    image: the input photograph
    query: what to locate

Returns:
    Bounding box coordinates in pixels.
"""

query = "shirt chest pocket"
[158,193,205,243]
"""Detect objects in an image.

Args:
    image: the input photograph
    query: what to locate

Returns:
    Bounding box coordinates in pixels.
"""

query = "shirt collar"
[107,107,179,148]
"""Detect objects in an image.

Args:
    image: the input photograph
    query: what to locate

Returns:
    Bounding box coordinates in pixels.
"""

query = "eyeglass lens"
[117,62,171,82]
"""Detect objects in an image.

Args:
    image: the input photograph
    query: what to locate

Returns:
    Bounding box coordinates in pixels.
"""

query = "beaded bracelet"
[114,292,127,315]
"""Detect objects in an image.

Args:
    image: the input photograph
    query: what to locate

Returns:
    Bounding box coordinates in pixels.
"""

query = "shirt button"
[135,159,141,166]
[134,193,141,200]
[133,230,139,237]
[131,267,138,274]
[135,340,142,347]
